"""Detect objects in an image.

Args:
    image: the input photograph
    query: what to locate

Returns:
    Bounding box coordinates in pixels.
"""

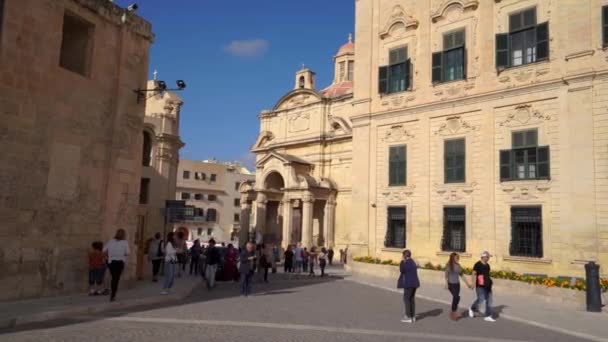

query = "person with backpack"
[469,251,496,322]
[204,239,221,289]
[148,233,163,282]
[445,252,472,320]
[397,249,420,323]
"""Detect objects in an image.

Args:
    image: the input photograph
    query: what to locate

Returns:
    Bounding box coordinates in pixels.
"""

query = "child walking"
[88,241,108,296]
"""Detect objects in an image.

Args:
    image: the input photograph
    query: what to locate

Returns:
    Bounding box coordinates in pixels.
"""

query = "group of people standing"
[398,249,496,323]
[283,243,334,277]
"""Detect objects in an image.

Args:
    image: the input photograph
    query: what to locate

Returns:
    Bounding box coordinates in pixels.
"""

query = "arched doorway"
[259,171,286,245]
[175,226,190,240]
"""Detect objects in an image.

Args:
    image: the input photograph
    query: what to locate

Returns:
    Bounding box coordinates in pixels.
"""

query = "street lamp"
[133,80,187,104]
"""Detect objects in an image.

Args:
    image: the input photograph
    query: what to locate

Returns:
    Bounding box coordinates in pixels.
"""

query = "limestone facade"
[248,0,608,277]
[175,160,254,244]
[137,82,184,278]
[0,0,153,300]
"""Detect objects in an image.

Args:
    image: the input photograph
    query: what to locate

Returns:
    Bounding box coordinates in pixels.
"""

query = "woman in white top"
[103,229,130,302]
[162,232,178,294]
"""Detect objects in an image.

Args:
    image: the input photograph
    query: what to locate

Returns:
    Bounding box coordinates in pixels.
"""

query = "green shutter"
[496,33,510,70]
[379,66,388,94]
[405,58,412,90]
[536,22,549,61]
[432,52,443,83]
[603,6,608,46]
[462,46,467,79]
[445,139,465,183]
[537,146,550,179]
[500,150,513,181]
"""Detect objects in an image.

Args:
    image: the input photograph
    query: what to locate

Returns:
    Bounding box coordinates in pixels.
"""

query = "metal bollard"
[584,262,602,312]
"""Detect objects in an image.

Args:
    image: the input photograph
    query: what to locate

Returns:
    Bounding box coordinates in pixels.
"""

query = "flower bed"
[353,256,608,292]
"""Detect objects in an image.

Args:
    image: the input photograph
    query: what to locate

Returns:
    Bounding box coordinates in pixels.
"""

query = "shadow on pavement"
[417,308,443,320]
[0,270,346,335]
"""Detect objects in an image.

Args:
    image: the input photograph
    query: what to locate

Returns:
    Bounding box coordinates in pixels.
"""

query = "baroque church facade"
[242,0,608,277]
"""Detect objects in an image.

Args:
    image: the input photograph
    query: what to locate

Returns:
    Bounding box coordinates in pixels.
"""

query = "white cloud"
[224,39,269,58]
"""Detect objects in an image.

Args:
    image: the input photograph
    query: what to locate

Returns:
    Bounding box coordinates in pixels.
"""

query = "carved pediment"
[431,0,479,23]
[383,125,415,142]
[434,116,478,136]
[329,115,352,135]
[253,131,275,149]
[499,104,552,128]
[380,5,419,39]
[273,89,322,111]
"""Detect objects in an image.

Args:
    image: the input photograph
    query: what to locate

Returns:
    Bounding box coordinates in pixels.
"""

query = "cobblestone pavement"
[0,271,596,342]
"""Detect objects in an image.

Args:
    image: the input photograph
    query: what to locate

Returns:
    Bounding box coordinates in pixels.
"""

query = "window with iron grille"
[234,198,240,207]
[510,207,543,258]
[442,207,466,252]
[210,174,217,182]
[194,208,204,217]
[500,129,550,181]
[385,207,406,248]
[208,194,217,201]
[181,192,190,200]
[183,170,190,179]
[389,145,407,186]
[495,8,548,70]
[444,138,465,183]
[603,6,608,47]
[194,193,203,201]
[432,29,466,83]
[379,47,411,94]
[206,209,217,222]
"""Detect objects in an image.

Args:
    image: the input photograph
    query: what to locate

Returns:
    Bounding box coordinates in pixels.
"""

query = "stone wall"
[0,0,152,300]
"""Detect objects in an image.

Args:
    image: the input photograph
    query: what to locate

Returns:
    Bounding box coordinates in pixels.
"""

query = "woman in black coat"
[397,249,420,323]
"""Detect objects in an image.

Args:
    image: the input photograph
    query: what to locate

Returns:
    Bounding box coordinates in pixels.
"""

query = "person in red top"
[88,241,108,296]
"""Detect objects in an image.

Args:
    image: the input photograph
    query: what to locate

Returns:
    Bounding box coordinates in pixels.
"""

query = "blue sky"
[115,0,355,169]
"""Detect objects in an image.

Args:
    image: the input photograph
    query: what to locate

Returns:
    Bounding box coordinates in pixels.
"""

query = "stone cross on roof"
[153,69,158,80]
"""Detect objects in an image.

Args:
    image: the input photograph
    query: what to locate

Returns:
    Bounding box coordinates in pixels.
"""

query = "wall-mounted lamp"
[133,80,187,104]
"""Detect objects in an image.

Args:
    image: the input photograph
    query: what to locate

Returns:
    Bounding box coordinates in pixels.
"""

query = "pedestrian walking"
[204,239,221,289]
[318,247,328,277]
[174,232,187,278]
[189,239,202,276]
[397,249,419,323]
[271,245,280,273]
[445,252,473,320]
[161,232,177,295]
[88,241,107,295]
[284,245,294,273]
[259,251,270,283]
[302,247,309,273]
[148,233,163,282]
[103,228,130,302]
[327,248,334,266]
[223,244,239,281]
[469,251,496,322]
[294,243,303,273]
[240,242,257,296]
[308,246,318,276]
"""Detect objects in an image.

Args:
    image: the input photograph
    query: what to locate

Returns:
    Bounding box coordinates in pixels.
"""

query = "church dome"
[336,34,354,56]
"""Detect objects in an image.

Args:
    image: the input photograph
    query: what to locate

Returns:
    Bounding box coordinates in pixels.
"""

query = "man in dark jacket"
[397,249,419,323]
[239,242,257,296]
[204,239,221,289]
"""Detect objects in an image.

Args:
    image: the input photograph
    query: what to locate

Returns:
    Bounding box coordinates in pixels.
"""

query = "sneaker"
[400,317,413,323]
[468,308,474,318]
[160,290,169,295]
[484,316,496,322]
[412,316,416,322]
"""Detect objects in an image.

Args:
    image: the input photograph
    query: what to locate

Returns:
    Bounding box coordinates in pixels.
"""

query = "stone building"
[245,0,608,277]
[137,80,184,278]
[175,160,254,244]
[0,0,153,300]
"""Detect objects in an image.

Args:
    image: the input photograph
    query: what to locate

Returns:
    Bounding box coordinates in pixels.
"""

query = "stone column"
[324,196,336,248]
[301,192,314,248]
[239,194,252,247]
[255,193,267,243]
[281,198,292,249]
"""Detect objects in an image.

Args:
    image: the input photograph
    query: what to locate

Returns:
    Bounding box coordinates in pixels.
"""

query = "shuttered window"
[495,8,549,70]
[500,129,550,181]
[442,207,466,252]
[510,207,543,258]
[389,145,407,186]
[385,207,406,248]
[433,30,466,83]
[379,47,411,94]
[603,6,608,47]
[206,209,217,222]
[444,139,465,183]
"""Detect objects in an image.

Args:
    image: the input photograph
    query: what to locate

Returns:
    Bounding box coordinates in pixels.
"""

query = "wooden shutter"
[603,6,608,46]
[536,22,549,61]
[495,33,510,70]
[500,150,513,181]
[379,66,388,94]
[432,52,443,83]
[405,58,412,90]
[462,46,467,79]
[537,146,550,179]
